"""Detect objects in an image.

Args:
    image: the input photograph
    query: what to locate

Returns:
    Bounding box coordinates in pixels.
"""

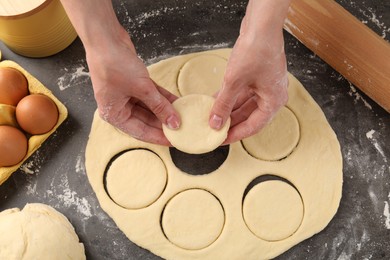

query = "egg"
[0,67,29,106]
[16,94,59,135]
[0,125,28,167]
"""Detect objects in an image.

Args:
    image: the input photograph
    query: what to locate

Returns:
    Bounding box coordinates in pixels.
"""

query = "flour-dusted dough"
[243,180,304,241]
[0,203,85,260]
[177,54,227,96]
[85,49,343,260]
[242,106,300,161]
[162,94,230,154]
[106,149,167,209]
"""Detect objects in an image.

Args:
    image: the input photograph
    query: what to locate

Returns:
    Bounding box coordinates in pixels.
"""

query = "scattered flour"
[365,129,388,164]
[329,231,347,259]
[20,161,36,175]
[384,192,390,230]
[356,230,369,251]
[55,174,92,220]
[19,151,42,175]
[57,64,90,91]
[368,185,380,213]
[75,154,86,175]
[337,251,350,260]
[348,83,372,110]
[57,188,92,220]
[25,181,37,196]
[366,129,375,139]
[356,6,390,39]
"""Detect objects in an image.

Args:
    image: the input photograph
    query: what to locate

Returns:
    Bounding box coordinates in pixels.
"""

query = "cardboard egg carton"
[0,59,68,185]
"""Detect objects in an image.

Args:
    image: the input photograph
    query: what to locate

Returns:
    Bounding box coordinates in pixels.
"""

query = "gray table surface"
[0,0,389,259]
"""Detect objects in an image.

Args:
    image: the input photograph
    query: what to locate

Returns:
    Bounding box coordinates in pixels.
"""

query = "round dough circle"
[106,149,167,209]
[178,54,227,96]
[243,180,304,241]
[163,94,230,154]
[0,203,85,259]
[242,106,300,161]
[161,189,225,250]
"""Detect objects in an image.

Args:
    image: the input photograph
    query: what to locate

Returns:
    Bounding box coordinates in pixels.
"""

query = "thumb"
[142,89,181,130]
[209,84,238,130]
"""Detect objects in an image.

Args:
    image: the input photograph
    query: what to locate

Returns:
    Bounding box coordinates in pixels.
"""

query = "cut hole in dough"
[169,145,229,175]
[161,189,225,250]
[163,94,230,154]
[242,106,300,161]
[177,54,227,96]
[105,149,167,209]
[243,179,304,241]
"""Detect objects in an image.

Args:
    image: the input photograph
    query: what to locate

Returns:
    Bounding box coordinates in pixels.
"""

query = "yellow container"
[0,0,77,57]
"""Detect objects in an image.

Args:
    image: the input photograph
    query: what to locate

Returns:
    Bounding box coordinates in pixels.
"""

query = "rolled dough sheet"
[85,48,343,259]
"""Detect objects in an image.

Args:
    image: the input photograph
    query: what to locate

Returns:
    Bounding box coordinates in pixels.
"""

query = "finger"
[155,83,179,103]
[209,82,240,130]
[131,104,162,129]
[135,85,178,111]
[211,87,250,110]
[230,96,257,127]
[223,108,274,144]
[232,88,255,111]
[116,115,171,146]
[141,85,181,130]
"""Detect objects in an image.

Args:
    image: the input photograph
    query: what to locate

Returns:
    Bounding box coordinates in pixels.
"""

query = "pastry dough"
[162,189,224,250]
[0,203,85,260]
[106,149,167,209]
[242,106,300,161]
[243,180,304,241]
[162,94,230,154]
[177,54,227,96]
[85,49,343,259]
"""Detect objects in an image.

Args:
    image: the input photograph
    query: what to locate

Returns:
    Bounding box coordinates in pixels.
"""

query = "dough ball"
[163,94,230,154]
[0,203,85,260]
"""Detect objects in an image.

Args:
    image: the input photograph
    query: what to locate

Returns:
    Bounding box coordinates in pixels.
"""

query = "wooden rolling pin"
[284,0,390,113]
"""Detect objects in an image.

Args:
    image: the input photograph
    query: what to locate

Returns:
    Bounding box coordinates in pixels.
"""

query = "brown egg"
[0,67,29,106]
[0,125,28,167]
[16,94,59,135]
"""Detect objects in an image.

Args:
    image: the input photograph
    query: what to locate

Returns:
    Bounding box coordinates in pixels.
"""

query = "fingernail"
[167,115,180,130]
[210,114,223,130]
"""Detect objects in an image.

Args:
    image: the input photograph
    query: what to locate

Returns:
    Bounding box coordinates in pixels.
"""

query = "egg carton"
[0,59,68,185]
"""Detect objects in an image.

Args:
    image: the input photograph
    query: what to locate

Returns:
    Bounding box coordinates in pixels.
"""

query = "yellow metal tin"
[0,0,77,57]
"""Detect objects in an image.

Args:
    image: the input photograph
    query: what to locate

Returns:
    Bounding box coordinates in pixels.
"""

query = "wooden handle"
[284,0,390,112]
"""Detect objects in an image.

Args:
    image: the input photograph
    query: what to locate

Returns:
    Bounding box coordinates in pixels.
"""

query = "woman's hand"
[60,0,180,145]
[86,30,180,145]
[210,0,291,144]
